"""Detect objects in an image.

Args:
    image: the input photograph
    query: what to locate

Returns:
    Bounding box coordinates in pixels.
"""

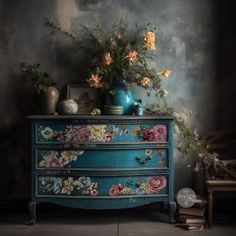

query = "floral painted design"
[139,125,167,142]
[39,176,98,196]
[38,123,167,143]
[109,176,167,196]
[38,125,113,143]
[148,176,167,190]
[131,125,141,135]
[39,150,85,168]
[41,127,54,140]
[109,184,134,196]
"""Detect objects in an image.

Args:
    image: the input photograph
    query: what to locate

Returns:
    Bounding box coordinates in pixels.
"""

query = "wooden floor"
[0,211,236,236]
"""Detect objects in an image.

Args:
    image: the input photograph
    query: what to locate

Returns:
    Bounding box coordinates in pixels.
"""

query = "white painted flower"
[61,150,85,165]
[145,149,153,155]
[41,127,54,140]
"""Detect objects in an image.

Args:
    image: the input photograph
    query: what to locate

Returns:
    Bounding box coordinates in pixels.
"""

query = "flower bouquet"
[83,19,171,96]
[46,18,171,114]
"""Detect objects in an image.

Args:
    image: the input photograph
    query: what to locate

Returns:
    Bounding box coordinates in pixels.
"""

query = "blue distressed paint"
[36,148,168,170]
[28,115,175,223]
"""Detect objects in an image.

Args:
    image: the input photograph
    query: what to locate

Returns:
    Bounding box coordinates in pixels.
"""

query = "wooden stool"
[206,180,236,227]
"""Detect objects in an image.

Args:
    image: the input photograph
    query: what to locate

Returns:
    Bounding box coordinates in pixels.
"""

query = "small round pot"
[58,99,78,115]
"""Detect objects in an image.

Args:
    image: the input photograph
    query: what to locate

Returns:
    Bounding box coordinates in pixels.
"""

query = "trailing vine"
[146,106,236,180]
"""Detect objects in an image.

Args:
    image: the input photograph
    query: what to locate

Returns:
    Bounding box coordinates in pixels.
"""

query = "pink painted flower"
[75,126,91,142]
[117,184,124,191]
[148,176,167,190]
[142,125,167,141]
[109,185,120,196]
[47,153,62,167]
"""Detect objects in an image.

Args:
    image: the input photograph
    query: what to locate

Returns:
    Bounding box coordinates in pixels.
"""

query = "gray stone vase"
[40,87,59,115]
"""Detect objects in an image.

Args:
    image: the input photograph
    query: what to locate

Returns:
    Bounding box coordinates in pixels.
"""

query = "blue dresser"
[28,115,176,223]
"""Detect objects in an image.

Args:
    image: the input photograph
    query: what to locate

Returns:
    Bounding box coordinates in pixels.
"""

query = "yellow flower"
[126,50,138,63]
[102,52,113,65]
[131,125,141,135]
[160,68,171,78]
[140,77,151,86]
[144,31,156,49]
[89,125,107,141]
[87,74,103,88]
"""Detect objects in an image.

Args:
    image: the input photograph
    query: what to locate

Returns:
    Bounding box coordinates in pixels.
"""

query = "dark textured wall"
[216,0,236,129]
[0,0,234,201]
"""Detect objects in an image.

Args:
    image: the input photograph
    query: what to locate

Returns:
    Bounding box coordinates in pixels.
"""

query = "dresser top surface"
[28,115,173,120]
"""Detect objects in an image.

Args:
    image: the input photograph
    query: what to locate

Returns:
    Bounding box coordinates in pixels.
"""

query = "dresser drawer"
[36,174,168,198]
[35,121,168,144]
[35,148,169,170]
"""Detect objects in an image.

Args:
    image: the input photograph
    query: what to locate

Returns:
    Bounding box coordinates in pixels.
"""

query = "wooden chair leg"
[208,190,213,227]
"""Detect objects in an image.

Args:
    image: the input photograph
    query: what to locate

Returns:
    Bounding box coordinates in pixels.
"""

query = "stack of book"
[177,196,206,231]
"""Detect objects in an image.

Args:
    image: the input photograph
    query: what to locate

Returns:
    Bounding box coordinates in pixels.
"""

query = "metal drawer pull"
[135,155,152,164]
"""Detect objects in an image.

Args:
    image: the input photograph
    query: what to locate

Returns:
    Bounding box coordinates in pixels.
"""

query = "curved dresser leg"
[29,202,36,225]
[169,201,176,224]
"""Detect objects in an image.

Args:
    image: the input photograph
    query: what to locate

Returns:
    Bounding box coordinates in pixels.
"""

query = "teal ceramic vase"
[110,79,136,115]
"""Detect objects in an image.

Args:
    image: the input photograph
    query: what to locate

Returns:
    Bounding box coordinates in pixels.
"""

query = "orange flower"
[140,77,151,86]
[102,52,113,65]
[126,50,138,63]
[160,68,171,78]
[144,31,156,49]
[87,74,103,88]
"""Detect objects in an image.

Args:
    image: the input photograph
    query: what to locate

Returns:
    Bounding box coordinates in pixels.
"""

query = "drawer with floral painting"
[35,148,169,171]
[36,174,169,198]
[36,121,169,144]
[29,115,174,223]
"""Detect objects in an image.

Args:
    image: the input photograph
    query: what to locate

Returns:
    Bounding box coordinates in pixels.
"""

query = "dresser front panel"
[35,122,168,144]
[29,116,174,215]
[35,148,168,170]
[36,174,168,198]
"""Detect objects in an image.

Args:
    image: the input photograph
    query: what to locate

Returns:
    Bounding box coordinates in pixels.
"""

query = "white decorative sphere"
[58,99,78,115]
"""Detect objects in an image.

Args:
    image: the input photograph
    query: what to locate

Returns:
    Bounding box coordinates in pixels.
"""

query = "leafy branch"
[45,19,76,40]
[20,63,56,94]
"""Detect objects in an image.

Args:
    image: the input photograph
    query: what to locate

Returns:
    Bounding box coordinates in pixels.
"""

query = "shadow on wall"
[0,0,225,200]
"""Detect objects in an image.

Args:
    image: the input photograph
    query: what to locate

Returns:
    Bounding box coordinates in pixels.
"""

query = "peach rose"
[75,126,91,142]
